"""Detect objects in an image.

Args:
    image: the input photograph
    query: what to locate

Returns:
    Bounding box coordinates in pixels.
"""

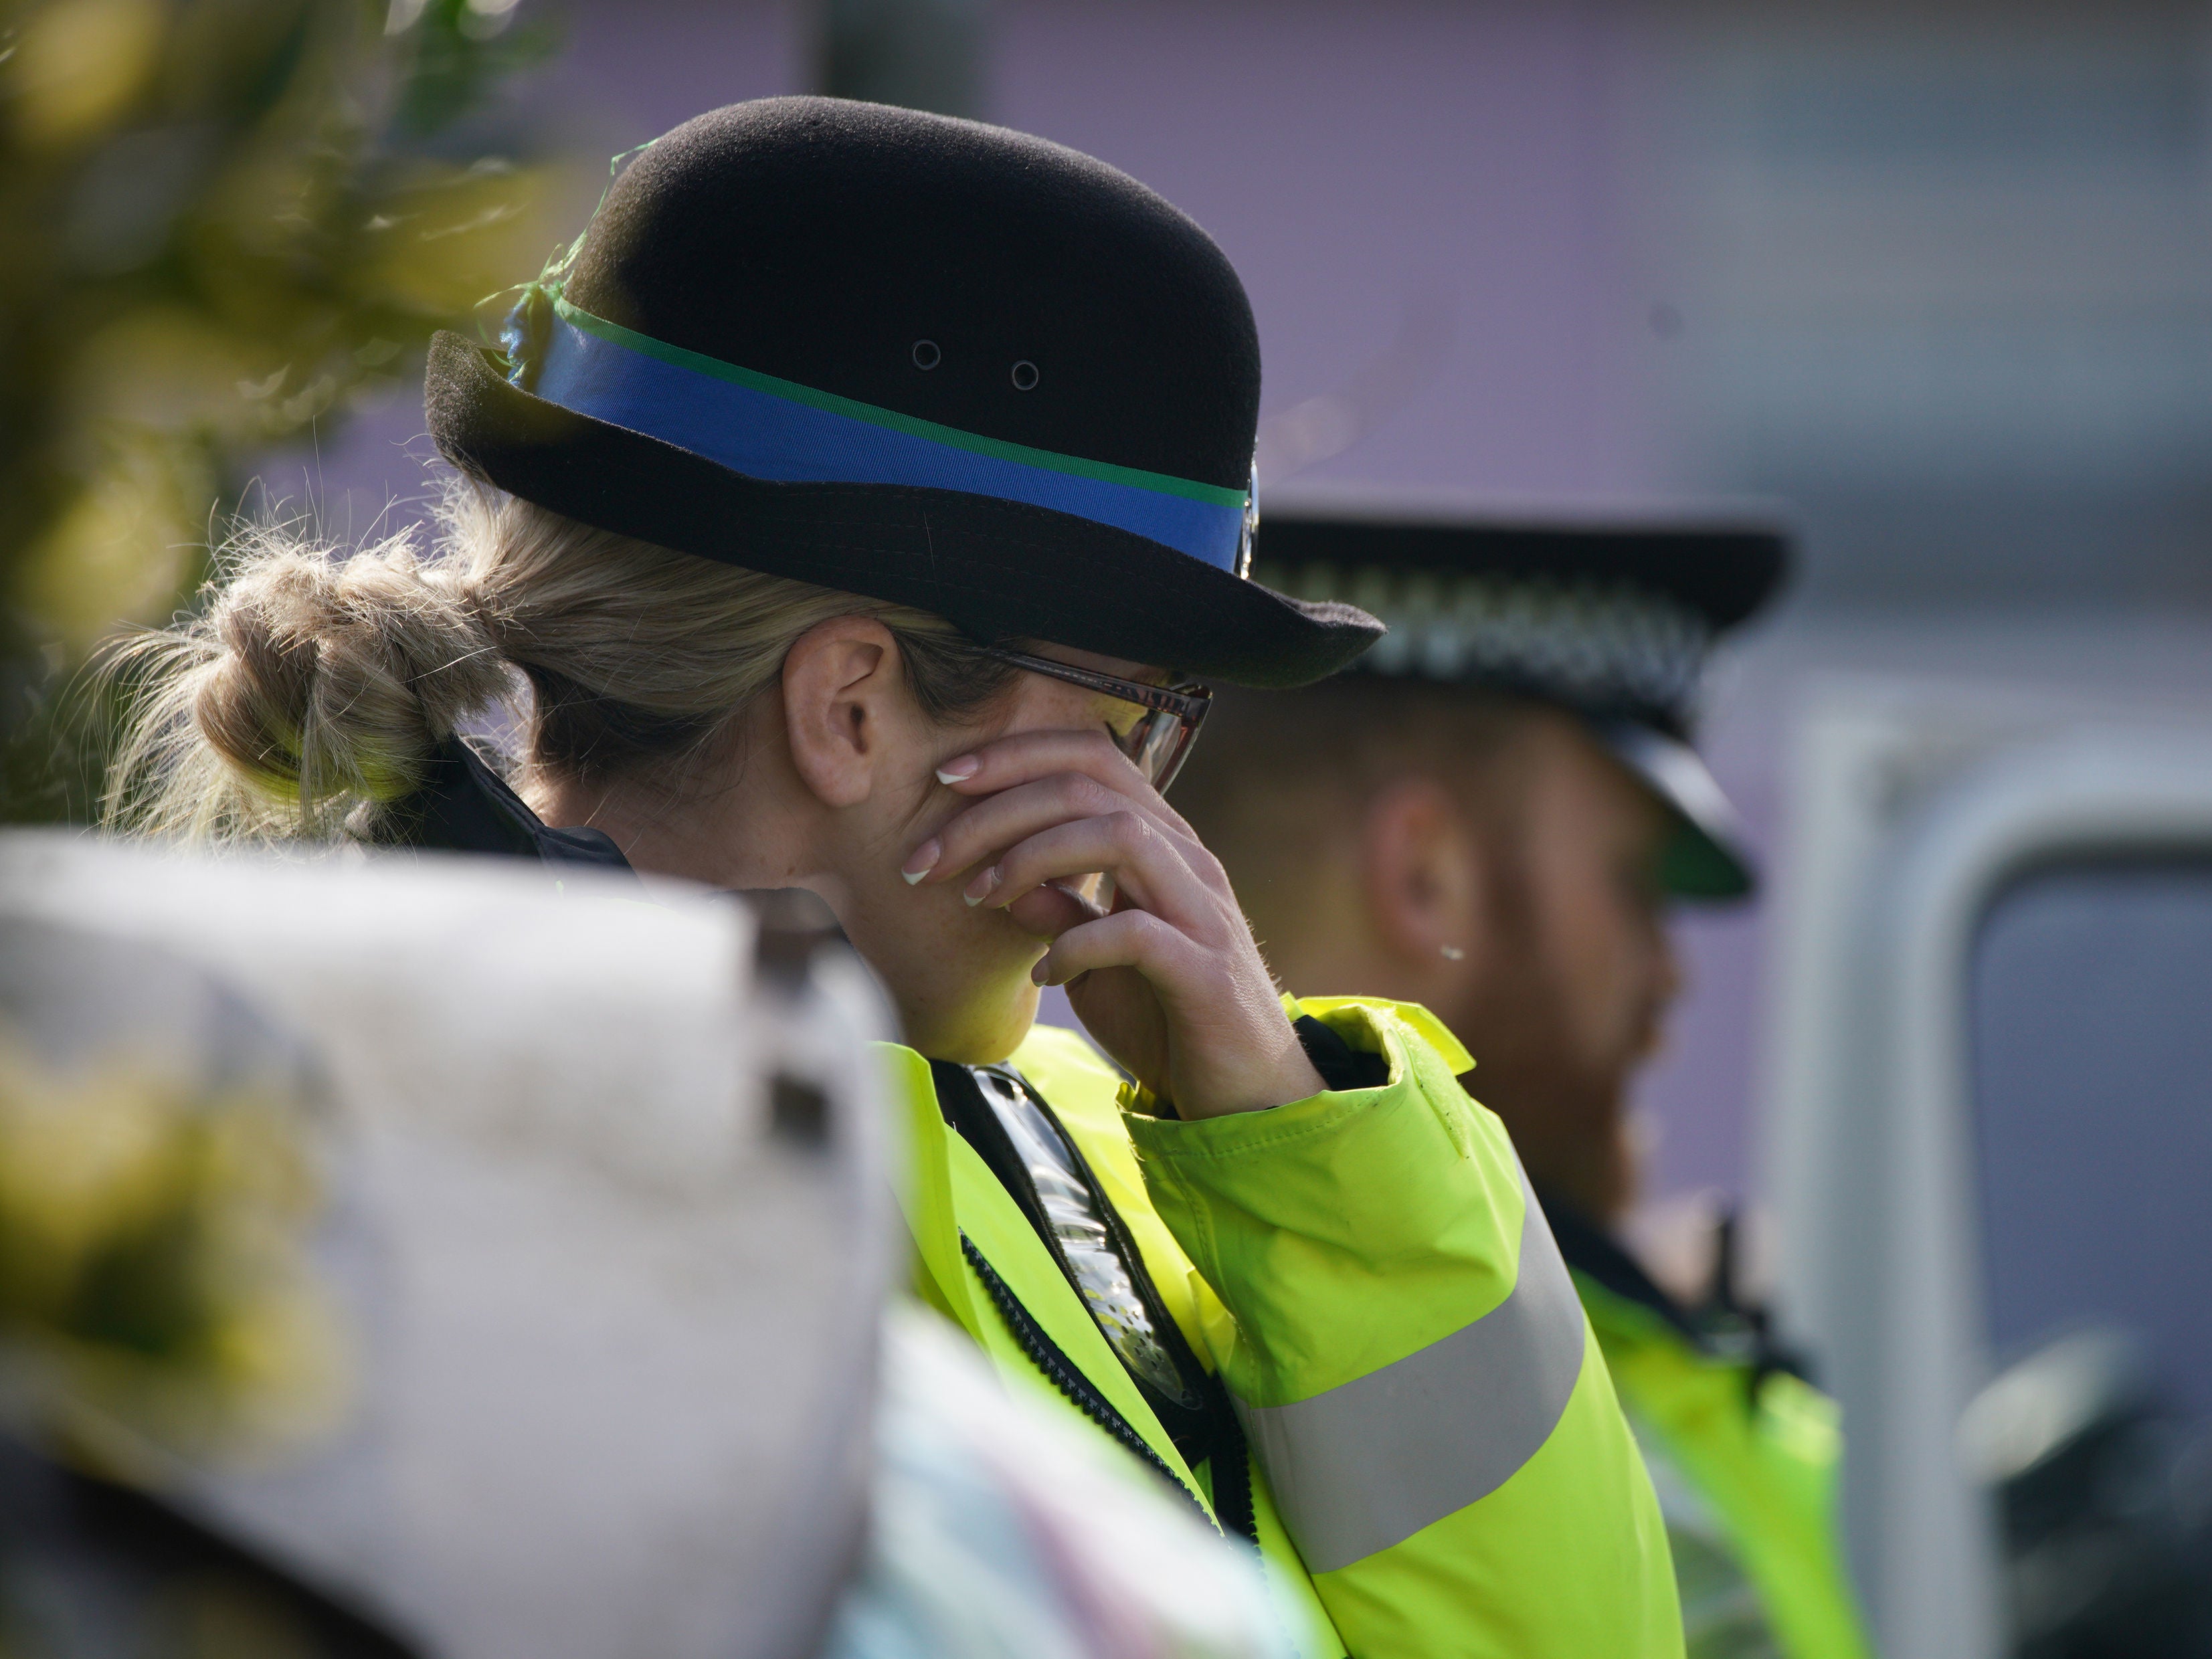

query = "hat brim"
[425,334,1382,690]
[1256,487,1790,634]
[1593,721,1756,901]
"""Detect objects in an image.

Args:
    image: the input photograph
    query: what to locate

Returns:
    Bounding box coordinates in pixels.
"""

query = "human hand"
[900,730,1322,1118]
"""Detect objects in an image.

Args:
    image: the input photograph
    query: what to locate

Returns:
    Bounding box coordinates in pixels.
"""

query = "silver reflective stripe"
[1236,1168,1586,1573]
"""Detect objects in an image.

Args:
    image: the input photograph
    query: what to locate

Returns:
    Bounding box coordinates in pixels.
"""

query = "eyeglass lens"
[1126,709,1195,791]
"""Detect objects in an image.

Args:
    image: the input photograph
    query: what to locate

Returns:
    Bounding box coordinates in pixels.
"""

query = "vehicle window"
[1969,859,2212,1413]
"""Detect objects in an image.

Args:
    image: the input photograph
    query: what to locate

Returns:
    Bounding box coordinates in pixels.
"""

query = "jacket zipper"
[959,1231,1218,1530]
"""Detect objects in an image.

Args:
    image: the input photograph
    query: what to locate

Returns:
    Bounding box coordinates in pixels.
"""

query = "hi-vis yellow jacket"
[1577,1276,1874,1659]
[879,995,1684,1658]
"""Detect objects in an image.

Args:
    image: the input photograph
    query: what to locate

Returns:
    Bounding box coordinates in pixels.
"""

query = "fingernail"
[1030,957,1051,986]
[901,840,940,884]
[935,755,980,784]
[963,866,1000,907]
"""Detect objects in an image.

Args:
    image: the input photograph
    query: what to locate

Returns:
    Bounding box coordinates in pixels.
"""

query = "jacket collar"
[397,739,636,875]
[1536,1188,1706,1347]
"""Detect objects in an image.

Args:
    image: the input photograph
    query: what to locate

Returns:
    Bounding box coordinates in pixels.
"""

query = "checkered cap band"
[1255,561,1714,720]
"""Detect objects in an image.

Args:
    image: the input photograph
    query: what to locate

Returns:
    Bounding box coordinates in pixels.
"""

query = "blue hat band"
[527,299,1253,573]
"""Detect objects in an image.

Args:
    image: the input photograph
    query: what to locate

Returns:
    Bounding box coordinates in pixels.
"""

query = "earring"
[1439,945,1466,962]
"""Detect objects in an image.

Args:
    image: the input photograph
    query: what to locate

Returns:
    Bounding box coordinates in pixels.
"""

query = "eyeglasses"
[974,646,1212,792]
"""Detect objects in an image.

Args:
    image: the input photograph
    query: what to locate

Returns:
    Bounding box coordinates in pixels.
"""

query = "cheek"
[1002,677,1112,740]
[1540,883,1651,1046]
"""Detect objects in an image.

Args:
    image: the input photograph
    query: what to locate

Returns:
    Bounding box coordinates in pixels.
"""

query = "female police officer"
[105,98,1679,1658]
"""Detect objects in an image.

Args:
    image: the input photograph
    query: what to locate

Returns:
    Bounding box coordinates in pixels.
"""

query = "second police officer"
[1179,498,1876,1659]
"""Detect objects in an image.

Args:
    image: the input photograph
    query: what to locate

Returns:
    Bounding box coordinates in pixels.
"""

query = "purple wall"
[996,0,1661,498]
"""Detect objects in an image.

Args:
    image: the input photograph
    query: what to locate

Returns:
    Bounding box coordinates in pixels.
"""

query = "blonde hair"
[102,484,1014,844]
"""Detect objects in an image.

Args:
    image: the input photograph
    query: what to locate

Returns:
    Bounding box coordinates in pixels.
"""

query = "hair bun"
[191,539,509,823]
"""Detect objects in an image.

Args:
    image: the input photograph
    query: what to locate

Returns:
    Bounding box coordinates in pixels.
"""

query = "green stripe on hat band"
[551,296,1248,510]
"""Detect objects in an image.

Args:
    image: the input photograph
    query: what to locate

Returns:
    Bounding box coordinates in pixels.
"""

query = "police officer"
[1178,498,1875,1659]
[106,102,1683,1656]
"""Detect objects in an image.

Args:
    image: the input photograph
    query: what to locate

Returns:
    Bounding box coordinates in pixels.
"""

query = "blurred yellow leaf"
[63,305,278,449]
[17,437,207,653]
[5,0,169,150]
[352,156,585,317]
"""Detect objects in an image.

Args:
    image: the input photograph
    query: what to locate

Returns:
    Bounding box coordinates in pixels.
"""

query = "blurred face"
[1168,696,1684,1217]
[1461,713,1681,1221]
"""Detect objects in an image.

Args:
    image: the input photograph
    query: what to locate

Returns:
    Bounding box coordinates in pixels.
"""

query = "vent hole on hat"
[1010,359,1039,392]
[911,339,941,371]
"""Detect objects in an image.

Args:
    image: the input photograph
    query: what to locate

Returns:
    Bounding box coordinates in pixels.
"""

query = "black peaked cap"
[1257,500,1786,636]
[1253,492,1789,726]
[426,97,1382,688]
[1252,491,1792,898]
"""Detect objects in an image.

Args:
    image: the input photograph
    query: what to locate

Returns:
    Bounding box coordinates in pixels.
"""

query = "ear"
[1358,777,1489,972]
[781,616,907,809]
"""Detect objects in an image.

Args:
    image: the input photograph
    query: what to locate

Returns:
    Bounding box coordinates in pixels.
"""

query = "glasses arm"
[972,645,1211,722]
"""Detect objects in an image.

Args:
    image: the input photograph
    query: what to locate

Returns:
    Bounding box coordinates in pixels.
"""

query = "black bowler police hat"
[1253,488,1791,898]
[425,97,1382,689]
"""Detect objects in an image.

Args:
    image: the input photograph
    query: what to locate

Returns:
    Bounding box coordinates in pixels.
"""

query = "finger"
[971,811,1210,925]
[909,771,1145,886]
[907,732,1211,886]
[934,728,1198,836]
[1003,880,1101,940]
[1032,906,1200,993]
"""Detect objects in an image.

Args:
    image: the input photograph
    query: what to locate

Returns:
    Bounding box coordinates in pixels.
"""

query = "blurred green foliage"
[0,0,586,821]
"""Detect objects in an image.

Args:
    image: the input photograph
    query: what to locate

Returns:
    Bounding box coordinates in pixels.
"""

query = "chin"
[979,982,1042,1064]
[897,974,1040,1066]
